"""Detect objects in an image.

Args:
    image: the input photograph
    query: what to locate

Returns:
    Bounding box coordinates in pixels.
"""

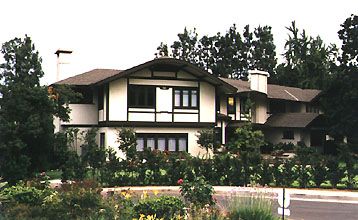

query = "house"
[54,57,325,156]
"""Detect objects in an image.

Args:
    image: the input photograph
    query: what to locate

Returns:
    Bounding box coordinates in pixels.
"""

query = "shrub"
[134,195,185,219]
[326,155,345,188]
[311,154,328,187]
[0,183,53,206]
[294,143,315,188]
[227,194,278,220]
[179,176,215,208]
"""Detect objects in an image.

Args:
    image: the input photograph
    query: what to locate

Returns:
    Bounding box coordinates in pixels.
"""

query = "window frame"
[128,85,156,108]
[135,133,188,152]
[173,87,199,109]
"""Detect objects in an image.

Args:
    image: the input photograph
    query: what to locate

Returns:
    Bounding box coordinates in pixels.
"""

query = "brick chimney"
[248,69,269,94]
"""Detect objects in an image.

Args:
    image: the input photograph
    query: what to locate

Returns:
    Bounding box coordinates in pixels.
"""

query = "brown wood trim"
[98,121,215,128]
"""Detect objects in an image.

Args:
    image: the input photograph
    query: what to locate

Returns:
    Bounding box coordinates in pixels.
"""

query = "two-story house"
[54,57,325,156]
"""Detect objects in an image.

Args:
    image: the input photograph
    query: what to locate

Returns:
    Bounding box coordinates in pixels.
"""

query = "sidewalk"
[101,185,358,203]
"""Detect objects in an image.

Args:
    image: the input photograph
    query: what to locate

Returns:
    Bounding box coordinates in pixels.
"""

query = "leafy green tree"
[196,129,221,156]
[117,127,137,160]
[227,124,265,186]
[81,128,106,179]
[0,36,73,184]
[157,24,277,79]
[272,21,337,89]
[321,14,358,146]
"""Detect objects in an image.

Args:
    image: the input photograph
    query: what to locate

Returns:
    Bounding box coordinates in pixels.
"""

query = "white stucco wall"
[199,81,215,123]
[263,128,310,146]
[109,78,127,121]
[61,104,98,125]
[129,78,198,87]
[253,95,267,124]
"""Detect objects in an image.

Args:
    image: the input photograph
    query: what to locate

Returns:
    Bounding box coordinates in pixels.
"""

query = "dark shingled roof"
[55,69,122,85]
[267,84,320,102]
[54,58,237,93]
[220,78,321,102]
[219,77,252,93]
[265,113,320,128]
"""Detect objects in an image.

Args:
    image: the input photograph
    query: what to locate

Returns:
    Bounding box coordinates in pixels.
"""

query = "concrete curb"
[101,186,358,203]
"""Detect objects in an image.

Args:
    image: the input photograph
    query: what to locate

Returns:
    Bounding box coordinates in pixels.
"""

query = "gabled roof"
[265,113,320,128]
[267,84,320,102]
[220,78,321,102]
[54,58,237,93]
[55,69,122,86]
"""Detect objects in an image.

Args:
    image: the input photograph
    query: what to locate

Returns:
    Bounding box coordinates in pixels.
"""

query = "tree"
[0,36,72,184]
[196,129,221,156]
[320,14,358,146]
[226,123,265,186]
[272,21,337,89]
[157,24,277,79]
[82,128,106,179]
[117,127,137,160]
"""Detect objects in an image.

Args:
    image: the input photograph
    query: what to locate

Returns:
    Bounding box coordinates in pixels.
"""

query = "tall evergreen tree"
[321,14,358,146]
[272,21,337,89]
[0,36,72,184]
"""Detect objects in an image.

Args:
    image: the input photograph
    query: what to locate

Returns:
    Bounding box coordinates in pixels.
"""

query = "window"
[135,133,188,152]
[227,96,235,114]
[100,133,105,147]
[306,104,319,113]
[128,85,155,108]
[283,130,294,140]
[174,88,198,108]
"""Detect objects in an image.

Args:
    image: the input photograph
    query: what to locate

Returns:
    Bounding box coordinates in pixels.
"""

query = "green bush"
[179,176,215,208]
[227,195,279,220]
[0,183,53,206]
[134,195,185,219]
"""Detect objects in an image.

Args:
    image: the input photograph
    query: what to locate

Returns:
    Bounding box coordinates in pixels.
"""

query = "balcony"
[61,104,98,125]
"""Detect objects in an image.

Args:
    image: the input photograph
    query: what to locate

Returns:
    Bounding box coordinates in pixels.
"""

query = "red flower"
[177,178,184,185]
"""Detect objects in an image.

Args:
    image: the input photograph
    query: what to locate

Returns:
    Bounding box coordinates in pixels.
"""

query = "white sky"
[0,0,357,85]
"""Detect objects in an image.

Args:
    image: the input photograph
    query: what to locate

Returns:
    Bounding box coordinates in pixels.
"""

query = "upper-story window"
[227,96,235,114]
[174,88,198,108]
[128,85,155,108]
[269,100,286,113]
[72,87,93,104]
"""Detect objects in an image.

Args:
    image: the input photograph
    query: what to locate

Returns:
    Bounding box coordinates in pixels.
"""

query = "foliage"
[117,127,137,160]
[326,155,345,188]
[273,158,296,187]
[227,124,264,185]
[61,151,87,181]
[196,129,221,155]
[157,24,276,78]
[0,35,76,184]
[179,176,215,208]
[294,143,315,188]
[82,128,107,178]
[311,153,328,187]
[321,14,358,146]
[227,194,278,220]
[272,21,337,89]
[338,144,358,189]
[134,195,185,220]
[0,183,53,206]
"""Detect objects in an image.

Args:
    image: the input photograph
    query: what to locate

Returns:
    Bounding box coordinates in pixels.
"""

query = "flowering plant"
[178,176,215,208]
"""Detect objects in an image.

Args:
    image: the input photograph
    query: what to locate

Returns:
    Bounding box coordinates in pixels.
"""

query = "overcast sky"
[0,0,357,85]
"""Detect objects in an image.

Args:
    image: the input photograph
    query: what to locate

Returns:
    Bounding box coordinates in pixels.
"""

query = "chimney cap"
[55,49,73,55]
[248,69,270,77]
